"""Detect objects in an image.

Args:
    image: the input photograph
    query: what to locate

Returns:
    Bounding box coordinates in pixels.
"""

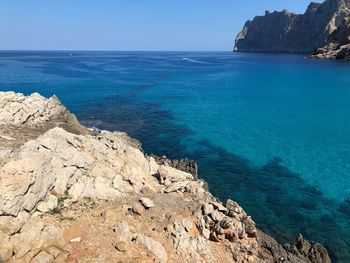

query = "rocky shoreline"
[234,0,350,60]
[0,91,331,262]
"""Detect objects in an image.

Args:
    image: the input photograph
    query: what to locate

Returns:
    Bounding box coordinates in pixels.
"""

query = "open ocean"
[1,51,350,262]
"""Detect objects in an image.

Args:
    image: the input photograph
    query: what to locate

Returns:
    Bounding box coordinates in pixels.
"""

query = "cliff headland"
[235,0,350,60]
[0,91,330,262]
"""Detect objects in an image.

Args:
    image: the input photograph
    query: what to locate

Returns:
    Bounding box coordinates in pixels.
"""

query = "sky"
[0,0,318,51]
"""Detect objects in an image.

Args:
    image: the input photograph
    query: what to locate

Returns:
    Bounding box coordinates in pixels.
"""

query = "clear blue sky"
[0,0,318,51]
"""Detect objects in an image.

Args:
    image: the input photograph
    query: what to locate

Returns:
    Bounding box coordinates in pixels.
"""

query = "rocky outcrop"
[149,154,199,178]
[0,91,89,151]
[0,91,331,262]
[0,91,87,133]
[234,0,350,59]
[257,231,331,263]
[311,17,350,59]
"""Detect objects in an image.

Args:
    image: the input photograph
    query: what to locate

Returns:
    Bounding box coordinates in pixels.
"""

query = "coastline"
[0,91,330,263]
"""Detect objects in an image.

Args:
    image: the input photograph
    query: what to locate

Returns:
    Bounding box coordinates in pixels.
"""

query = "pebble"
[114,241,127,252]
[69,237,82,243]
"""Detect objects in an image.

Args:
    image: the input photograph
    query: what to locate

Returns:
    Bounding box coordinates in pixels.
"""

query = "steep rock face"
[0,92,331,262]
[311,17,350,59]
[235,0,350,54]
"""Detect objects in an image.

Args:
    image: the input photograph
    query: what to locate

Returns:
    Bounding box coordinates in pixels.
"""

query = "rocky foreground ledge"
[0,91,330,262]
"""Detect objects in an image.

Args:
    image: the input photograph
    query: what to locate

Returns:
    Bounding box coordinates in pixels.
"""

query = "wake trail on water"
[181,57,210,64]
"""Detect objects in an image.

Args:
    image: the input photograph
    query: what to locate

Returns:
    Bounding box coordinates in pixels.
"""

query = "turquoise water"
[1,51,350,262]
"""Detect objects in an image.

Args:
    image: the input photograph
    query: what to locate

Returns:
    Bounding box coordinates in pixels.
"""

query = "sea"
[0,51,350,262]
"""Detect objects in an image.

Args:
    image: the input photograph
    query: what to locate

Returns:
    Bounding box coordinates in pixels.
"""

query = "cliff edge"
[234,0,350,59]
[0,91,330,262]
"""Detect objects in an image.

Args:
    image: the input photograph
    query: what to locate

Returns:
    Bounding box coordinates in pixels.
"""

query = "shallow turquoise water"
[1,51,350,262]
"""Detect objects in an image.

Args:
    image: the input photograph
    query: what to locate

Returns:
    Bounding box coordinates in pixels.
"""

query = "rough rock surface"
[311,16,350,59]
[149,154,199,178]
[234,0,350,59]
[0,91,331,262]
[0,91,89,151]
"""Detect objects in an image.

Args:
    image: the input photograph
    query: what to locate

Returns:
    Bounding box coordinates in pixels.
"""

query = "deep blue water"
[1,51,350,262]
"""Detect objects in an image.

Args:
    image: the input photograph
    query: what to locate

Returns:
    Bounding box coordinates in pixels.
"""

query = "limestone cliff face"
[0,92,331,263]
[235,0,350,55]
[311,16,350,59]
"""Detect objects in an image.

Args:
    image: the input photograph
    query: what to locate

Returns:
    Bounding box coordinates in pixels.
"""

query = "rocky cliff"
[311,16,350,59]
[0,91,331,262]
[234,0,350,59]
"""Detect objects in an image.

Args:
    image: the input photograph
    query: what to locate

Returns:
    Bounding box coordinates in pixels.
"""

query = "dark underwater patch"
[76,94,350,263]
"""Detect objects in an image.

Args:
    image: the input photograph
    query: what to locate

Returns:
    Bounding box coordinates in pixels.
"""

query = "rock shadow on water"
[192,140,350,262]
[77,95,350,263]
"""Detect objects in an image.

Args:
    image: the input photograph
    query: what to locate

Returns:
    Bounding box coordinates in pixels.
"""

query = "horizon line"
[0,49,232,53]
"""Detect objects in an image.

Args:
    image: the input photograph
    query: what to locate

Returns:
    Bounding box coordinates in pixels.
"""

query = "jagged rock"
[149,154,198,178]
[210,201,227,213]
[295,234,331,263]
[157,165,194,184]
[0,91,87,134]
[226,199,246,219]
[164,181,189,193]
[220,219,233,229]
[0,92,331,263]
[235,0,350,59]
[0,126,157,217]
[311,17,350,59]
[257,230,331,263]
[135,234,168,263]
[202,203,214,215]
[243,217,257,237]
[210,210,225,222]
[170,220,216,262]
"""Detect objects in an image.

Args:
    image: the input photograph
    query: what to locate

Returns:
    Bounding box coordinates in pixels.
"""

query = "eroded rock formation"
[311,16,350,59]
[234,0,350,60]
[0,92,331,262]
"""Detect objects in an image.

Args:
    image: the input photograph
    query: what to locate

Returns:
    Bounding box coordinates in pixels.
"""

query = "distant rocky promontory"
[0,91,330,262]
[234,0,350,60]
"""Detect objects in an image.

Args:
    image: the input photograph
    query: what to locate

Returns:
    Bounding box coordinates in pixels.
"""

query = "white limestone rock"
[135,234,168,263]
[140,197,155,209]
[37,194,58,213]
